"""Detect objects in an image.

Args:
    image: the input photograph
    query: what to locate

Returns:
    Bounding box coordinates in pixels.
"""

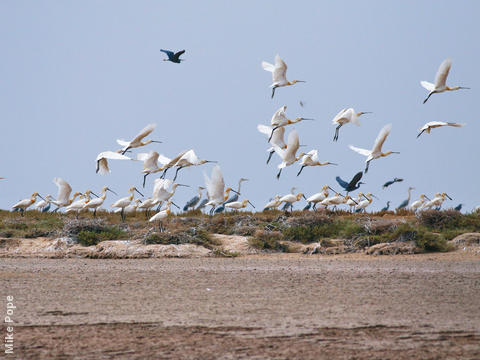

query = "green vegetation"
[0,208,477,253]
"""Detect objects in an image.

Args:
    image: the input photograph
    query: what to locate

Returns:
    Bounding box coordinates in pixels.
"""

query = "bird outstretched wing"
[116,139,130,147]
[160,49,174,58]
[132,123,156,143]
[174,50,185,60]
[331,108,349,124]
[96,151,131,162]
[335,176,349,189]
[272,54,287,83]
[420,81,435,91]
[261,61,275,72]
[349,145,371,157]
[434,58,452,88]
[371,124,392,153]
[348,171,363,188]
[53,177,72,205]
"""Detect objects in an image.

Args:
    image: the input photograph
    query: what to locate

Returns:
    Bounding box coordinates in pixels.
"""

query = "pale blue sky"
[1,1,478,211]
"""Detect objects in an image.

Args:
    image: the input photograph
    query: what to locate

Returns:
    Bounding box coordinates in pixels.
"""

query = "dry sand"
[2,252,480,359]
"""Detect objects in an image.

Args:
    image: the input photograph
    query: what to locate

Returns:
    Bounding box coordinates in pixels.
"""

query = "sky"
[0,1,479,212]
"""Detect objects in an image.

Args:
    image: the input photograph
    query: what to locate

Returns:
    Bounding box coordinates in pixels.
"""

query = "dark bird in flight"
[160,49,185,63]
[336,171,365,193]
[382,177,403,189]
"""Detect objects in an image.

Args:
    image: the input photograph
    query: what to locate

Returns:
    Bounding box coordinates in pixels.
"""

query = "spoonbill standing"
[12,192,45,215]
[417,121,465,138]
[306,185,332,210]
[421,58,469,104]
[83,187,117,218]
[410,194,431,212]
[261,55,305,98]
[160,49,185,63]
[349,124,399,173]
[263,195,282,211]
[332,108,371,141]
[279,192,306,212]
[96,151,132,175]
[111,187,144,221]
[117,124,162,155]
[225,199,255,211]
[273,129,306,179]
[297,150,337,176]
[149,201,179,232]
[224,178,249,204]
[35,195,54,212]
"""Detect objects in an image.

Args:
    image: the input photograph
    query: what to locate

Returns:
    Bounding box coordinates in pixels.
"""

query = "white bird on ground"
[111,187,144,221]
[225,199,255,211]
[12,192,45,215]
[320,192,345,210]
[410,194,431,212]
[171,149,217,181]
[422,192,452,210]
[35,195,54,212]
[83,186,117,218]
[266,105,314,142]
[355,193,375,213]
[417,121,465,138]
[115,199,142,214]
[183,186,206,212]
[263,195,282,211]
[297,150,337,176]
[96,151,132,175]
[262,55,305,98]
[349,124,399,173]
[204,165,239,214]
[279,192,306,212]
[224,178,249,204]
[117,124,162,154]
[306,185,332,210]
[65,191,95,218]
[149,200,179,232]
[137,151,162,187]
[332,108,371,141]
[137,197,159,218]
[273,129,306,179]
[257,124,286,164]
[421,58,469,104]
[346,193,363,212]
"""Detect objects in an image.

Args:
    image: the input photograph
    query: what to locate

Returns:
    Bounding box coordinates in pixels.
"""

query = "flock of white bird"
[11,56,471,228]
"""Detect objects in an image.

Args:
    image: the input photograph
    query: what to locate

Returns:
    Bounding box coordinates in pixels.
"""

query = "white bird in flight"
[171,149,217,181]
[266,105,314,142]
[96,151,132,175]
[332,108,371,142]
[273,129,306,179]
[257,124,286,164]
[204,165,239,214]
[297,150,337,176]
[349,124,399,173]
[51,178,74,211]
[117,124,162,154]
[421,58,469,104]
[417,121,465,138]
[262,55,305,98]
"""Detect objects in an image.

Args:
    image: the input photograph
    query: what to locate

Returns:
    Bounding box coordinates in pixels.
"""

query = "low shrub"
[77,226,127,246]
[249,230,287,251]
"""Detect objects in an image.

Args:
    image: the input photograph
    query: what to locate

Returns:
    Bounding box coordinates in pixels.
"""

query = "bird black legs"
[276,168,282,179]
[173,166,184,181]
[268,126,280,142]
[93,209,97,219]
[297,166,306,177]
[143,173,149,188]
[160,168,169,179]
[365,160,371,173]
[266,150,274,164]
[271,86,277,99]
[120,208,125,222]
[333,124,342,141]
[423,91,435,104]
[121,146,131,155]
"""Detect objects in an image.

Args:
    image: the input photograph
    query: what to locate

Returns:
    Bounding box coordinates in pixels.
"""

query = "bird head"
[129,187,144,197]
[442,193,452,200]
[322,185,329,190]
[382,151,400,157]
[357,111,372,116]
[296,193,306,200]
[289,80,306,85]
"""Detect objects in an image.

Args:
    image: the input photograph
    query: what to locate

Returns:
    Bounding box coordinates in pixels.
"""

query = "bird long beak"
[171,202,180,209]
[424,195,431,201]
[351,198,359,205]
[231,189,240,195]
[459,87,470,89]
[134,188,144,197]
[177,184,190,187]
[107,188,118,195]
[445,193,452,200]
[329,162,338,166]
[362,194,370,200]
[38,194,46,201]
[205,160,218,163]
[360,112,373,115]
[296,80,306,83]
[151,140,163,144]
[327,186,338,193]
[302,194,307,200]
[392,152,400,154]
[91,192,100,198]
[247,200,256,209]
[301,118,315,121]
